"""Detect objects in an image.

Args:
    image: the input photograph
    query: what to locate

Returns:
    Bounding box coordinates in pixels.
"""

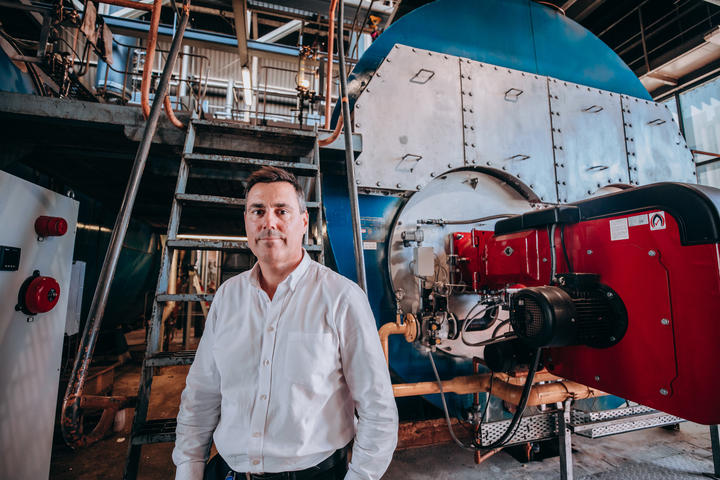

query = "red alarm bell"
[35,216,68,237]
[16,271,61,315]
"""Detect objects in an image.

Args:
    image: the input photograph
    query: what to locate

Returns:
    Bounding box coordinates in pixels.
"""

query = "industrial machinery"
[0,170,79,479]
[317,0,719,460]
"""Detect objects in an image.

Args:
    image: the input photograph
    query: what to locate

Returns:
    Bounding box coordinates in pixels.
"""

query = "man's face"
[245,181,308,267]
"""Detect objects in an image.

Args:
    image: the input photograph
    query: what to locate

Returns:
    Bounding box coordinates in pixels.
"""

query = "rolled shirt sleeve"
[173,288,224,480]
[336,284,399,480]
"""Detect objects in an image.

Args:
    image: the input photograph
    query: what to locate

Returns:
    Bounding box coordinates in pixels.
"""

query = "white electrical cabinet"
[0,170,79,480]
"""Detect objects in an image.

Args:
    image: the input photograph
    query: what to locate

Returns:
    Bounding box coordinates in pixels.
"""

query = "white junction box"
[0,170,79,480]
[413,246,435,278]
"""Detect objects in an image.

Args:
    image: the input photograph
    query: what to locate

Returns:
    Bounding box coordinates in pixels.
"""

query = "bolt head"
[661,318,670,325]
[594,376,600,382]
[587,249,593,255]
[648,250,657,256]
[660,388,669,396]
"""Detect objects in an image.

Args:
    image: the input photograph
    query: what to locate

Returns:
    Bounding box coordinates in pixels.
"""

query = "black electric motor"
[509,273,628,349]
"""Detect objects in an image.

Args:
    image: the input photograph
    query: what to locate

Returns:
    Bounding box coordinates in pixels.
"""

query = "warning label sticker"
[610,218,630,241]
[363,241,377,250]
[628,214,649,227]
[649,211,666,231]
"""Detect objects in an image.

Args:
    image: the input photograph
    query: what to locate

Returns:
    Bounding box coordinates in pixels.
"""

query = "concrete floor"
[50,339,718,480]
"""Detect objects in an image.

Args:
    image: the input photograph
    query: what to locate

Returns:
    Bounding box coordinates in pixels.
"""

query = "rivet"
[396,183,402,188]
[356,123,361,128]
[430,172,435,177]
[447,163,452,168]
[587,249,593,255]
[661,318,669,325]
[594,376,600,382]
[376,181,381,186]
[660,388,669,396]
[416,185,422,190]
[355,160,361,165]
[648,250,657,256]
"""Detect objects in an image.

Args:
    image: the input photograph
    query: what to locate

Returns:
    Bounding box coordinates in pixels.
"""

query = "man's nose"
[262,211,279,229]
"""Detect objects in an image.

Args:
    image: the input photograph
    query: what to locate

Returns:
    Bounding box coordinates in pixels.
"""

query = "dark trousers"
[203,451,348,480]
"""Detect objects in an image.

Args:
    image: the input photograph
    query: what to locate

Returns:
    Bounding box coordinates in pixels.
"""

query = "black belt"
[228,448,347,480]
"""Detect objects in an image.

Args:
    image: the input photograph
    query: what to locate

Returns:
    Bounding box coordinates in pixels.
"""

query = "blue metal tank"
[324,0,650,416]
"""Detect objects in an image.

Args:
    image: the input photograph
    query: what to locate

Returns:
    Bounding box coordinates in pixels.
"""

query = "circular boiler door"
[388,169,536,358]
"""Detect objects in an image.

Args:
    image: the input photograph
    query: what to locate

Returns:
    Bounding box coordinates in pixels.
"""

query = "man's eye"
[278,209,288,215]
[252,209,264,216]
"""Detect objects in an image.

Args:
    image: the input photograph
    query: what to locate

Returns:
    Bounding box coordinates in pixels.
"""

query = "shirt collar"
[249,249,310,293]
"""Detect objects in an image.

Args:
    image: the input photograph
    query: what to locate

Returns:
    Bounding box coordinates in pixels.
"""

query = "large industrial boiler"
[317,0,719,457]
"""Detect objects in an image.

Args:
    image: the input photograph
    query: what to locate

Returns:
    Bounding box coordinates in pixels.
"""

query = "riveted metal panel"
[549,78,629,203]
[353,44,465,192]
[620,96,696,186]
[460,61,557,203]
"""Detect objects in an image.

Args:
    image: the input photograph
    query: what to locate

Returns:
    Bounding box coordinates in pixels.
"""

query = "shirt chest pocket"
[281,332,339,388]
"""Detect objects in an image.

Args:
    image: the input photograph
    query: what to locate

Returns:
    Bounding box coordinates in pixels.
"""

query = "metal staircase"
[123,118,324,479]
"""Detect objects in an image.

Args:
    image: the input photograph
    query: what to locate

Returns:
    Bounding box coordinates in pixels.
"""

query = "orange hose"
[324,0,339,129]
[318,114,343,146]
[141,0,163,119]
[141,0,186,129]
[164,93,185,128]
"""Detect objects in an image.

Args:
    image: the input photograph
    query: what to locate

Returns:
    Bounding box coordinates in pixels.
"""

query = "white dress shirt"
[173,251,398,480]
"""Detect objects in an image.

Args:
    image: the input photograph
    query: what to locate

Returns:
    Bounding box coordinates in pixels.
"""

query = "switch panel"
[0,246,21,271]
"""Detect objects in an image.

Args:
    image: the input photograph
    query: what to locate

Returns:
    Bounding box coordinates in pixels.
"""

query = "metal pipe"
[317,114,344,146]
[140,0,163,119]
[324,0,339,129]
[378,314,418,365]
[60,8,190,449]
[338,0,367,292]
[164,94,185,128]
[392,372,606,406]
[99,0,153,11]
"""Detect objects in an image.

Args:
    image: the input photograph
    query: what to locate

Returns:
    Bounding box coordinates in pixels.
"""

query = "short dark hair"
[245,166,307,212]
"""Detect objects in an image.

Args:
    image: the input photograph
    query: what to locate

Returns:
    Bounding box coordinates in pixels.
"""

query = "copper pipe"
[98,0,153,11]
[140,0,186,128]
[324,0,339,129]
[141,0,163,119]
[476,447,503,465]
[164,92,185,128]
[378,314,418,365]
[317,114,343,146]
[392,372,606,407]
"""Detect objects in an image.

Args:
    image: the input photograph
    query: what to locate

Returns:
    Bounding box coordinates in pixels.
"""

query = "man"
[173,166,398,480]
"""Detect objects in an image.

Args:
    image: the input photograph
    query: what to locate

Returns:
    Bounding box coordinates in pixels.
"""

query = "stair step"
[132,418,177,445]
[167,239,322,252]
[176,193,320,209]
[146,350,196,367]
[156,293,215,302]
[191,119,317,139]
[184,153,318,175]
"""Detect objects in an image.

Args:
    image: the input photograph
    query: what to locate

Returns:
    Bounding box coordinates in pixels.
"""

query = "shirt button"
[260,394,267,400]
[263,359,270,366]
[252,432,261,438]
[252,459,260,466]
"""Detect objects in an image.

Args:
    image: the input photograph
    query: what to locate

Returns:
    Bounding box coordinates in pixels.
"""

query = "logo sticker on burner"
[649,211,666,231]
